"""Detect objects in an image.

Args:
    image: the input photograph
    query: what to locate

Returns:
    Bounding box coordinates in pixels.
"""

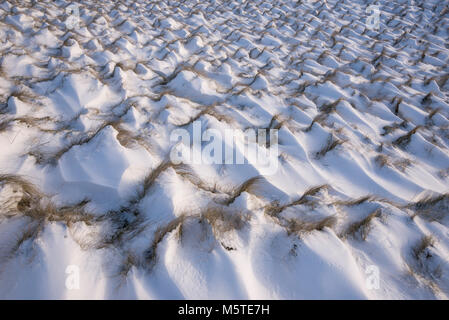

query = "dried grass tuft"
[315,134,345,159]
[341,208,382,240]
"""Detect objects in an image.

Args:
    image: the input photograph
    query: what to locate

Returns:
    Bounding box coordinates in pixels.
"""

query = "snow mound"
[1,0,449,299]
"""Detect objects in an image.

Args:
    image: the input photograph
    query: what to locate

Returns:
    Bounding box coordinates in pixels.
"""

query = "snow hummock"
[1,0,449,299]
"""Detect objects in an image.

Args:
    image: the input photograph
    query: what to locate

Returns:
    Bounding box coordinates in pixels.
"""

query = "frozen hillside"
[1,0,449,299]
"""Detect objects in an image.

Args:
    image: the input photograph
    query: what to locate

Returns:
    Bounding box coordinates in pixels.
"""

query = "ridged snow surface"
[1,0,449,299]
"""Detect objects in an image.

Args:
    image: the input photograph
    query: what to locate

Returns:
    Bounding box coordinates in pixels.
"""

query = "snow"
[1,0,449,299]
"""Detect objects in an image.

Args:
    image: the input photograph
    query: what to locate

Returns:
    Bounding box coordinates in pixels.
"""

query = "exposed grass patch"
[409,193,449,222]
[334,195,376,207]
[144,215,187,270]
[393,158,412,172]
[174,164,266,205]
[393,126,421,148]
[412,235,435,261]
[0,174,97,261]
[222,176,265,205]
[201,206,249,236]
[405,235,443,296]
[304,113,327,132]
[143,205,248,270]
[285,215,337,236]
[263,185,336,237]
[315,134,345,159]
[173,164,222,195]
[264,184,329,216]
[341,208,382,240]
[374,154,390,168]
[381,120,408,136]
[132,160,172,204]
[117,253,140,279]
[0,174,94,224]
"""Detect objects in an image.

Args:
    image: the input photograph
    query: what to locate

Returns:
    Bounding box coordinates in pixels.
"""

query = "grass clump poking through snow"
[334,195,378,207]
[393,126,422,148]
[0,174,93,224]
[222,176,266,206]
[201,206,249,236]
[0,174,96,261]
[174,164,266,205]
[374,154,390,168]
[408,193,449,222]
[129,160,173,205]
[406,235,443,296]
[3,0,449,299]
[263,184,336,236]
[144,206,249,270]
[412,235,435,261]
[144,215,187,270]
[285,216,337,236]
[0,175,94,224]
[264,184,330,216]
[341,208,382,241]
[315,134,345,159]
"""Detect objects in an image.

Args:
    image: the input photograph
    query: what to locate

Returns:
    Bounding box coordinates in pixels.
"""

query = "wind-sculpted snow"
[1,0,449,299]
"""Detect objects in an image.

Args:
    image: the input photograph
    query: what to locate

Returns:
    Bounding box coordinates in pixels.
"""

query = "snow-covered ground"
[1,0,449,299]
